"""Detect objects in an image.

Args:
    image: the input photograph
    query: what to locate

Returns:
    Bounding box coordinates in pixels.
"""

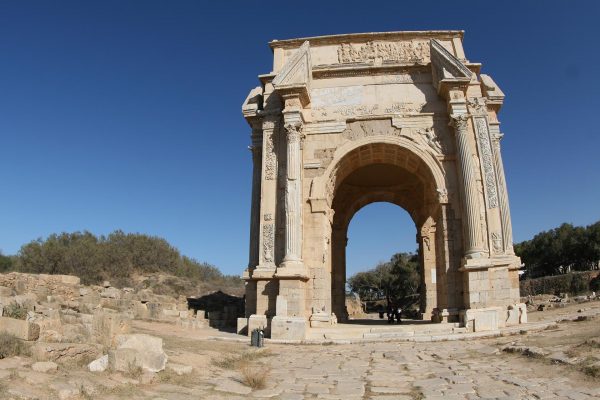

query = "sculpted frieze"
[342,120,400,141]
[337,40,430,65]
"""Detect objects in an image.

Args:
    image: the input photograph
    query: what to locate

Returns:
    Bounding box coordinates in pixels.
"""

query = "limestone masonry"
[241,31,526,339]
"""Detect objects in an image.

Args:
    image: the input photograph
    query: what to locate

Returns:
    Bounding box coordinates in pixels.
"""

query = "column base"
[248,266,276,279]
[432,308,460,323]
[271,316,307,340]
[276,260,309,280]
[460,303,527,332]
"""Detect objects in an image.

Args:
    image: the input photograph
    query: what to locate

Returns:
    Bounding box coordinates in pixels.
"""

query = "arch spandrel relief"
[241,31,526,340]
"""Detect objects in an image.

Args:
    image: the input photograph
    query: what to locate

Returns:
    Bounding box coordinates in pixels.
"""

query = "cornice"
[269,30,464,50]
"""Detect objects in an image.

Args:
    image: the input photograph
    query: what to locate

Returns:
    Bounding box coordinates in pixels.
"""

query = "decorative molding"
[263,223,274,263]
[491,231,503,254]
[437,188,449,204]
[474,117,499,209]
[264,213,273,221]
[264,130,276,180]
[337,40,430,65]
[303,121,347,135]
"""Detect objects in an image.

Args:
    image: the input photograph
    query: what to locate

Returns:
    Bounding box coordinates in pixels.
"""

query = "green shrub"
[0,332,28,359]
[3,302,27,320]
[12,230,243,296]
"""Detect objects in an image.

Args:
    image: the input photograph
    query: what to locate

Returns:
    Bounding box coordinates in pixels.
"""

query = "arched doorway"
[343,202,418,320]
[327,142,442,322]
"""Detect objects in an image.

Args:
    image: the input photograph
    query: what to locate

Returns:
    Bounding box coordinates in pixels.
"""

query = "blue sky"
[1,1,599,277]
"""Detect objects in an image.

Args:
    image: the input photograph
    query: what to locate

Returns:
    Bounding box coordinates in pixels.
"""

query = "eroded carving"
[474,118,498,208]
[468,97,487,115]
[333,104,379,117]
[385,102,425,114]
[263,223,274,263]
[418,127,442,154]
[264,131,276,180]
[491,231,503,254]
[342,120,400,141]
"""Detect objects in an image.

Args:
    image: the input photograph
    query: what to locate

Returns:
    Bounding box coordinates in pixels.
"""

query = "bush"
[0,332,28,359]
[240,363,269,389]
[12,230,243,296]
[3,302,27,320]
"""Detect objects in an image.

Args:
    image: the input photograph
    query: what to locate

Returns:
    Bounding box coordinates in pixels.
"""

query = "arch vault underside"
[240,31,526,339]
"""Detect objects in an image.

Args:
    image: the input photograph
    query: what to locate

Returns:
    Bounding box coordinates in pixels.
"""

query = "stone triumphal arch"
[240,31,526,340]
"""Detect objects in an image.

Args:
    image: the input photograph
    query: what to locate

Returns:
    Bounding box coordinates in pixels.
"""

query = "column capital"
[450,113,470,132]
[284,121,304,144]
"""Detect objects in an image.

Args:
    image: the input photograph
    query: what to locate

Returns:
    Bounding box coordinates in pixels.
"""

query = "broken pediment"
[273,41,312,106]
[430,39,472,94]
[480,74,505,104]
[242,86,264,119]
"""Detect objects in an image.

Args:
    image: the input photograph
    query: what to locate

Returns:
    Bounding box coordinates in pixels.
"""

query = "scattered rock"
[166,363,193,375]
[32,361,58,373]
[109,333,167,373]
[88,354,109,372]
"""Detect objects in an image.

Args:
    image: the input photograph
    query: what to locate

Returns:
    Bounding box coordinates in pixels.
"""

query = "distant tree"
[347,252,420,305]
[515,220,600,278]
[0,251,13,272]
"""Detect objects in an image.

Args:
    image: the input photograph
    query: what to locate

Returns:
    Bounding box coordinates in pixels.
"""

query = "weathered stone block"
[271,316,307,340]
[236,317,248,335]
[0,286,13,296]
[31,342,101,364]
[111,333,167,373]
[462,307,502,332]
[248,314,268,336]
[0,316,40,340]
[276,296,288,317]
[92,311,130,346]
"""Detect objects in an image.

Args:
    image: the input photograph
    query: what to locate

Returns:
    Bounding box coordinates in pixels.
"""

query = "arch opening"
[326,142,443,322]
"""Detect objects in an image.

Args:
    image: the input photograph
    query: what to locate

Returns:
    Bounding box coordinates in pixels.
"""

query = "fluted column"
[451,114,485,258]
[281,120,304,269]
[248,127,262,269]
[490,133,515,255]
